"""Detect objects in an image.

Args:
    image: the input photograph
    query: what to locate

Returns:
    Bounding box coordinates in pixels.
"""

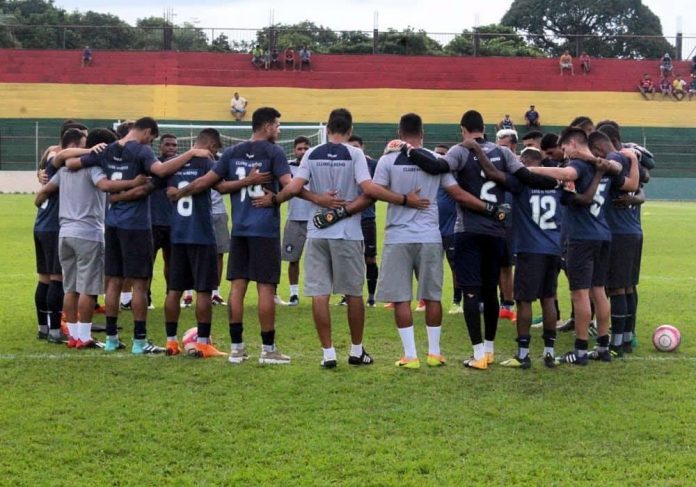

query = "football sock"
[472,343,485,361]
[229,322,243,345]
[323,347,336,362]
[35,282,49,333]
[463,287,483,345]
[67,322,77,338]
[77,322,91,341]
[501,300,515,309]
[453,287,462,305]
[544,347,555,357]
[542,329,556,355]
[212,288,221,298]
[183,290,193,299]
[350,343,363,357]
[517,335,531,359]
[289,284,299,297]
[426,325,441,356]
[483,340,495,354]
[482,285,499,342]
[596,334,610,352]
[625,292,637,334]
[49,327,63,339]
[366,262,378,298]
[46,280,64,330]
[120,291,132,305]
[165,321,178,339]
[610,294,627,346]
[197,322,211,340]
[133,320,147,340]
[575,338,588,357]
[397,326,417,359]
[260,329,275,352]
[106,316,118,338]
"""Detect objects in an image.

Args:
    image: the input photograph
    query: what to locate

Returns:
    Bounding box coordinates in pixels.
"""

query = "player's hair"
[558,127,588,146]
[569,116,594,130]
[251,107,282,132]
[520,147,543,162]
[398,113,423,137]
[116,121,134,138]
[86,128,117,148]
[196,128,222,148]
[540,133,558,151]
[294,136,310,146]
[327,108,353,135]
[597,124,622,145]
[60,120,88,137]
[522,130,543,141]
[588,131,612,149]
[160,133,177,142]
[348,135,364,146]
[460,110,484,133]
[60,128,85,149]
[133,117,159,138]
[496,129,517,144]
[435,144,449,151]
[595,119,620,133]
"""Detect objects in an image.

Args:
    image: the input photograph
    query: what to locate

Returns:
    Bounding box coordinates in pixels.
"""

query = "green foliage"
[501,0,674,58]
[445,24,544,57]
[257,21,339,53]
[377,27,442,55]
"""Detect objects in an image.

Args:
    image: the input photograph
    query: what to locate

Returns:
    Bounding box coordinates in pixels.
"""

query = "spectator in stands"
[691,55,696,76]
[659,75,672,98]
[81,46,92,67]
[579,51,591,74]
[559,50,574,75]
[521,130,543,149]
[496,114,515,131]
[495,129,518,152]
[284,46,296,71]
[270,49,281,70]
[251,45,264,69]
[689,75,696,101]
[299,45,311,71]
[638,74,656,100]
[660,53,673,77]
[262,48,271,70]
[230,92,248,121]
[524,105,541,129]
[672,74,687,101]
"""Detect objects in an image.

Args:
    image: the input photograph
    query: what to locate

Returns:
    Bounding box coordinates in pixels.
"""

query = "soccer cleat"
[426,354,447,367]
[273,295,287,306]
[37,330,49,340]
[67,336,80,348]
[588,320,598,337]
[463,356,488,370]
[366,298,376,308]
[336,296,348,306]
[609,346,624,359]
[190,342,228,358]
[228,347,249,364]
[532,315,543,325]
[543,353,556,368]
[321,358,337,369]
[180,296,193,308]
[500,355,532,369]
[622,341,634,354]
[104,337,125,352]
[499,307,517,321]
[587,348,612,362]
[395,357,420,369]
[94,304,106,314]
[555,351,589,366]
[383,302,395,309]
[448,303,463,315]
[120,301,132,311]
[288,295,299,306]
[557,318,575,332]
[165,340,181,356]
[348,350,374,366]
[631,335,638,349]
[485,352,495,365]
[211,295,227,306]
[47,332,69,344]
[131,339,166,355]
[414,299,426,312]
[259,348,291,365]
[76,338,103,349]
[147,303,155,310]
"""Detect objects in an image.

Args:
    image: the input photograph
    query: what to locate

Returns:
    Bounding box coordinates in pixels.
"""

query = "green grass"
[1,195,695,486]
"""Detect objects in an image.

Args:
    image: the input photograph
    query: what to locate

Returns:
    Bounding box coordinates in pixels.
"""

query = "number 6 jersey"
[167,157,215,245]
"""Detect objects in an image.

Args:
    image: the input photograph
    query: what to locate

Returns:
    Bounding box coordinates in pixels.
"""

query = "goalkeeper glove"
[313,206,351,229]
[484,202,511,222]
[384,139,412,155]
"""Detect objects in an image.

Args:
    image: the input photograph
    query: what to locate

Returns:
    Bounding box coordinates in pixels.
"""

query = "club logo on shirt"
[285,244,294,253]
[245,153,255,159]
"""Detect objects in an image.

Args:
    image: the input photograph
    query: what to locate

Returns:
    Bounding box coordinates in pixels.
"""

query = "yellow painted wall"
[1,83,694,128]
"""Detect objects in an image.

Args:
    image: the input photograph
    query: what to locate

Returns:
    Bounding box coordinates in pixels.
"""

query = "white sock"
[262,344,274,353]
[197,336,210,344]
[290,284,299,296]
[350,343,363,357]
[167,336,177,342]
[473,343,484,360]
[231,342,245,351]
[184,290,193,298]
[77,322,91,341]
[484,340,495,354]
[518,347,529,359]
[323,347,336,362]
[426,325,441,356]
[544,346,555,357]
[212,288,220,298]
[67,322,78,339]
[120,291,132,305]
[398,326,417,359]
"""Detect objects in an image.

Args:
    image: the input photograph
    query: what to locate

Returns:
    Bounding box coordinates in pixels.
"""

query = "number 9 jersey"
[167,157,216,245]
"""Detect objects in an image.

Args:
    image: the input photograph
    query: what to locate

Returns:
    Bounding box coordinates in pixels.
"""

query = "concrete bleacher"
[0,49,691,91]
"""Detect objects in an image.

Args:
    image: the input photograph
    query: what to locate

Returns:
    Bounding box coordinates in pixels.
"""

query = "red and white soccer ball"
[652,325,681,352]
[182,327,214,354]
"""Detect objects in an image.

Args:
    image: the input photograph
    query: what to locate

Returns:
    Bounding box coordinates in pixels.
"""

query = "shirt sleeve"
[501,146,524,173]
[212,152,231,179]
[504,173,524,194]
[140,145,158,172]
[88,166,106,184]
[295,148,311,181]
[443,145,466,172]
[372,155,391,186]
[271,145,291,179]
[80,152,102,168]
[440,172,457,188]
[353,149,371,185]
[49,169,61,187]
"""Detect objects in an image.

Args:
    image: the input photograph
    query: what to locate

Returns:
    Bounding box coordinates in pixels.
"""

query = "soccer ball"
[652,325,681,352]
[182,327,214,354]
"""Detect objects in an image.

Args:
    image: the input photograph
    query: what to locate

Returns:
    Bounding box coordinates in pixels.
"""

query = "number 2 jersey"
[212,140,290,238]
[167,157,215,245]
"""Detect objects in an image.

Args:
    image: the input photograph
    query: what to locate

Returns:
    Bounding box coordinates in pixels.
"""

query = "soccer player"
[280,136,312,306]
[175,107,292,365]
[521,131,544,149]
[570,116,595,135]
[164,129,227,358]
[529,127,639,365]
[68,117,212,354]
[495,130,517,322]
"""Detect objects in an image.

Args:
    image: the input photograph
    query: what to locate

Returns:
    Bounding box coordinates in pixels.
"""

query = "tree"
[501,0,673,58]
[377,27,442,55]
[210,33,231,52]
[257,21,338,53]
[445,24,544,57]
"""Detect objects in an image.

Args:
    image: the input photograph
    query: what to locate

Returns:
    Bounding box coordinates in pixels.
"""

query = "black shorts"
[152,225,171,259]
[105,226,153,279]
[442,234,456,269]
[514,253,560,301]
[34,231,61,275]
[454,232,506,288]
[500,238,514,268]
[361,218,377,259]
[227,236,281,284]
[566,239,610,291]
[169,243,218,292]
[607,234,643,289]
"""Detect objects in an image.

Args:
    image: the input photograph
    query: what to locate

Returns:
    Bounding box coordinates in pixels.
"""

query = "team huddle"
[32,106,651,369]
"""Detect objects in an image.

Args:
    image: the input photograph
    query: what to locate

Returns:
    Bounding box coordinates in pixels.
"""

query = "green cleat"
[500,355,532,369]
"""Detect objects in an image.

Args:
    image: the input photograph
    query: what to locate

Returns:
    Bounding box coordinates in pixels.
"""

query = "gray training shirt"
[51,166,107,243]
[373,149,457,245]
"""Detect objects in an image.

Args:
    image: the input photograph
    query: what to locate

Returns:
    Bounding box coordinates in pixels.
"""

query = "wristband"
[401,194,408,206]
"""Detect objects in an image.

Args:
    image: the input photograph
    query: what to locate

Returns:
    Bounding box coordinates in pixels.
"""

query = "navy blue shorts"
[454,232,506,288]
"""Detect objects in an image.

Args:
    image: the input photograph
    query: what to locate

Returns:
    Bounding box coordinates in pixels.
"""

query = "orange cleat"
[165,340,181,356]
[190,342,228,358]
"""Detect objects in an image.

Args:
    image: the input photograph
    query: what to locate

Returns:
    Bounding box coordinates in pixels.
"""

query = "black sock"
[197,322,212,339]
[542,329,557,348]
[462,287,483,345]
[501,299,515,308]
[596,334,609,351]
[106,316,118,337]
[482,285,499,342]
[261,329,275,347]
[229,322,243,344]
[133,320,147,340]
[610,294,628,346]
[554,299,561,321]
[453,287,462,304]
[35,282,49,330]
[517,334,531,357]
[366,262,378,297]
[626,292,637,334]
[46,280,64,329]
[575,338,588,356]
[165,321,178,338]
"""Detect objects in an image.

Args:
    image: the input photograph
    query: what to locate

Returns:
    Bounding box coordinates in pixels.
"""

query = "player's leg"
[498,267,515,320]
[304,239,337,367]
[43,231,65,341]
[362,218,378,307]
[55,236,78,344]
[502,253,536,369]
[189,243,225,358]
[281,219,305,305]
[163,243,189,355]
[457,232,487,368]
[73,237,105,347]
[443,235,462,314]
[480,236,505,364]
[120,279,133,310]
[589,241,612,360]
[34,232,53,340]
[226,236,250,362]
[418,243,445,366]
[212,213,229,305]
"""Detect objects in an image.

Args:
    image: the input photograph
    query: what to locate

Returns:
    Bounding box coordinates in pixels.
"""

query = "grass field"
[1,195,695,486]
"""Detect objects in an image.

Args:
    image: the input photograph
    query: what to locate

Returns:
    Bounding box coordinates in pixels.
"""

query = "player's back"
[566,159,612,241]
[605,151,641,236]
[169,157,215,245]
[509,176,562,255]
[57,166,107,241]
[35,163,60,233]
